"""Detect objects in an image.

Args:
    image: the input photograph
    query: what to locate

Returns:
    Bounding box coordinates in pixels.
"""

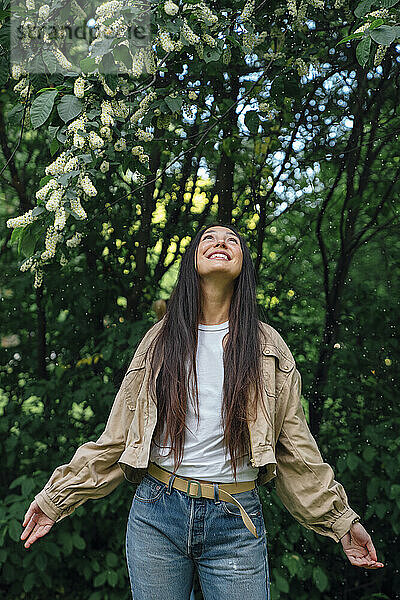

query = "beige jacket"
[35,318,360,542]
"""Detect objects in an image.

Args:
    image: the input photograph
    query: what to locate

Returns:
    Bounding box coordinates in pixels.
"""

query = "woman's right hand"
[21,500,55,549]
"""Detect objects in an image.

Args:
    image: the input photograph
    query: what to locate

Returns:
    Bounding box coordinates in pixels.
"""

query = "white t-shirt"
[149,320,259,482]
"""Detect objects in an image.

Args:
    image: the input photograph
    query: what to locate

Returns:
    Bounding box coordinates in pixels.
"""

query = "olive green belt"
[147,462,258,538]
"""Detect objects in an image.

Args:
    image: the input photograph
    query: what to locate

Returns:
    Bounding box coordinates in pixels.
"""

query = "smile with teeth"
[208,253,229,260]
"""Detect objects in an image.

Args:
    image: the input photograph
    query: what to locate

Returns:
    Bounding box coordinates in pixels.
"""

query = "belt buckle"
[186,480,202,498]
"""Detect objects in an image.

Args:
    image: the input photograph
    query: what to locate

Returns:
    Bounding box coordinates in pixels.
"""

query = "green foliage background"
[1,0,400,598]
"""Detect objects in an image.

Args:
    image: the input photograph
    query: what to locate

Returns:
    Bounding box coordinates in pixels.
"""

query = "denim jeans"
[125,472,271,600]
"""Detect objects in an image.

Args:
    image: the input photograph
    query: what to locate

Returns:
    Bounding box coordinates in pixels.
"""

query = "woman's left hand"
[340,522,384,569]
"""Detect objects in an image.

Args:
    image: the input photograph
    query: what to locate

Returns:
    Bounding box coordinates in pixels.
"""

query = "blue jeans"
[125,472,271,600]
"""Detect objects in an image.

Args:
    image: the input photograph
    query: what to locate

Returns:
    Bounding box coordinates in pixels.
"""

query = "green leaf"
[113,44,133,70]
[165,96,183,113]
[106,551,118,567]
[48,125,59,140]
[379,0,400,7]
[274,571,289,593]
[370,25,399,46]
[107,570,118,587]
[244,110,260,135]
[367,477,380,500]
[94,571,107,587]
[8,518,21,542]
[41,50,60,75]
[375,502,387,518]
[362,446,376,462]
[19,224,38,258]
[50,138,59,156]
[10,227,24,245]
[35,552,48,572]
[30,90,58,129]
[336,32,364,46]
[80,57,97,74]
[23,572,36,593]
[354,0,374,17]
[313,566,329,592]
[72,532,86,550]
[57,95,83,123]
[347,452,360,471]
[356,36,371,67]
[59,531,73,555]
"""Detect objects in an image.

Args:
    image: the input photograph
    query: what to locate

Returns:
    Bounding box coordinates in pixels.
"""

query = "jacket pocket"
[124,353,146,411]
[262,344,295,397]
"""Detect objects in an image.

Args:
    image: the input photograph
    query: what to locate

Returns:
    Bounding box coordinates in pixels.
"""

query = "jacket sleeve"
[274,366,361,543]
[34,361,138,523]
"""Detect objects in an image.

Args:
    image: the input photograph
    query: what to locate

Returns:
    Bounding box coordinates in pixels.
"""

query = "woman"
[21,223,383,599]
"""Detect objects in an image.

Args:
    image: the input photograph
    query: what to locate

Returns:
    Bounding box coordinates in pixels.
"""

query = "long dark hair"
[147,222,267,482]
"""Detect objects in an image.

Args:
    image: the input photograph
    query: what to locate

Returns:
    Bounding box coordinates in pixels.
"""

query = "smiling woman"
[21,220,383,600]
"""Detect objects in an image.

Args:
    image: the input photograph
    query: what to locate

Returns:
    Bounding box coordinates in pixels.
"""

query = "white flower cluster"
[7,208,39,229]
[144,48,157,74]
[182,20,201,45]
[64,156,79,172]
[46,188,64,212]
[242,32,257,53]
[89,131,104,149]
[183,2,218,26]
[354,22,370,34]
[74,76,85,98]
[45,151,67,175]
[38,3,50,19]
[306,0,324,8]
[67,115,87,134]
[33,268,43,288]
[135,129,153,142]
[100,76,118,97]
[201,33,217,47]
[131,145,144,156]
[96,0,121,18]
[131,171,146,185]
[164,1,179,16]
[101,100,115,126]
[66,232,83,247]
[222,45,231,64]
[100,125,113,140]
[182,103,195,119]
[374,44,388,66]
[53,48,74,71]
[132,47,145,78]
[13,77,28,94]
[159,30,175,52]
[41,225,62,261]
[20,256,37,272]
[131,145,150,166]
[366,8,389,18]
[188,90,198,100]
[54,205,67,230]
[80,174,97,196]
[36,178,58,201]
[26,0,35,10]
[70,196,87,218]
[100,160,110,173]
[111,99,129,119]
[240,0,255,21]
[114,138,127,151]
[294,57,308,77]
[130,91,157,124]
[11,64,26,80]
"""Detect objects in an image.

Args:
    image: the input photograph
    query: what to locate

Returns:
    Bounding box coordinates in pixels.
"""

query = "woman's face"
[195,226,243,281]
